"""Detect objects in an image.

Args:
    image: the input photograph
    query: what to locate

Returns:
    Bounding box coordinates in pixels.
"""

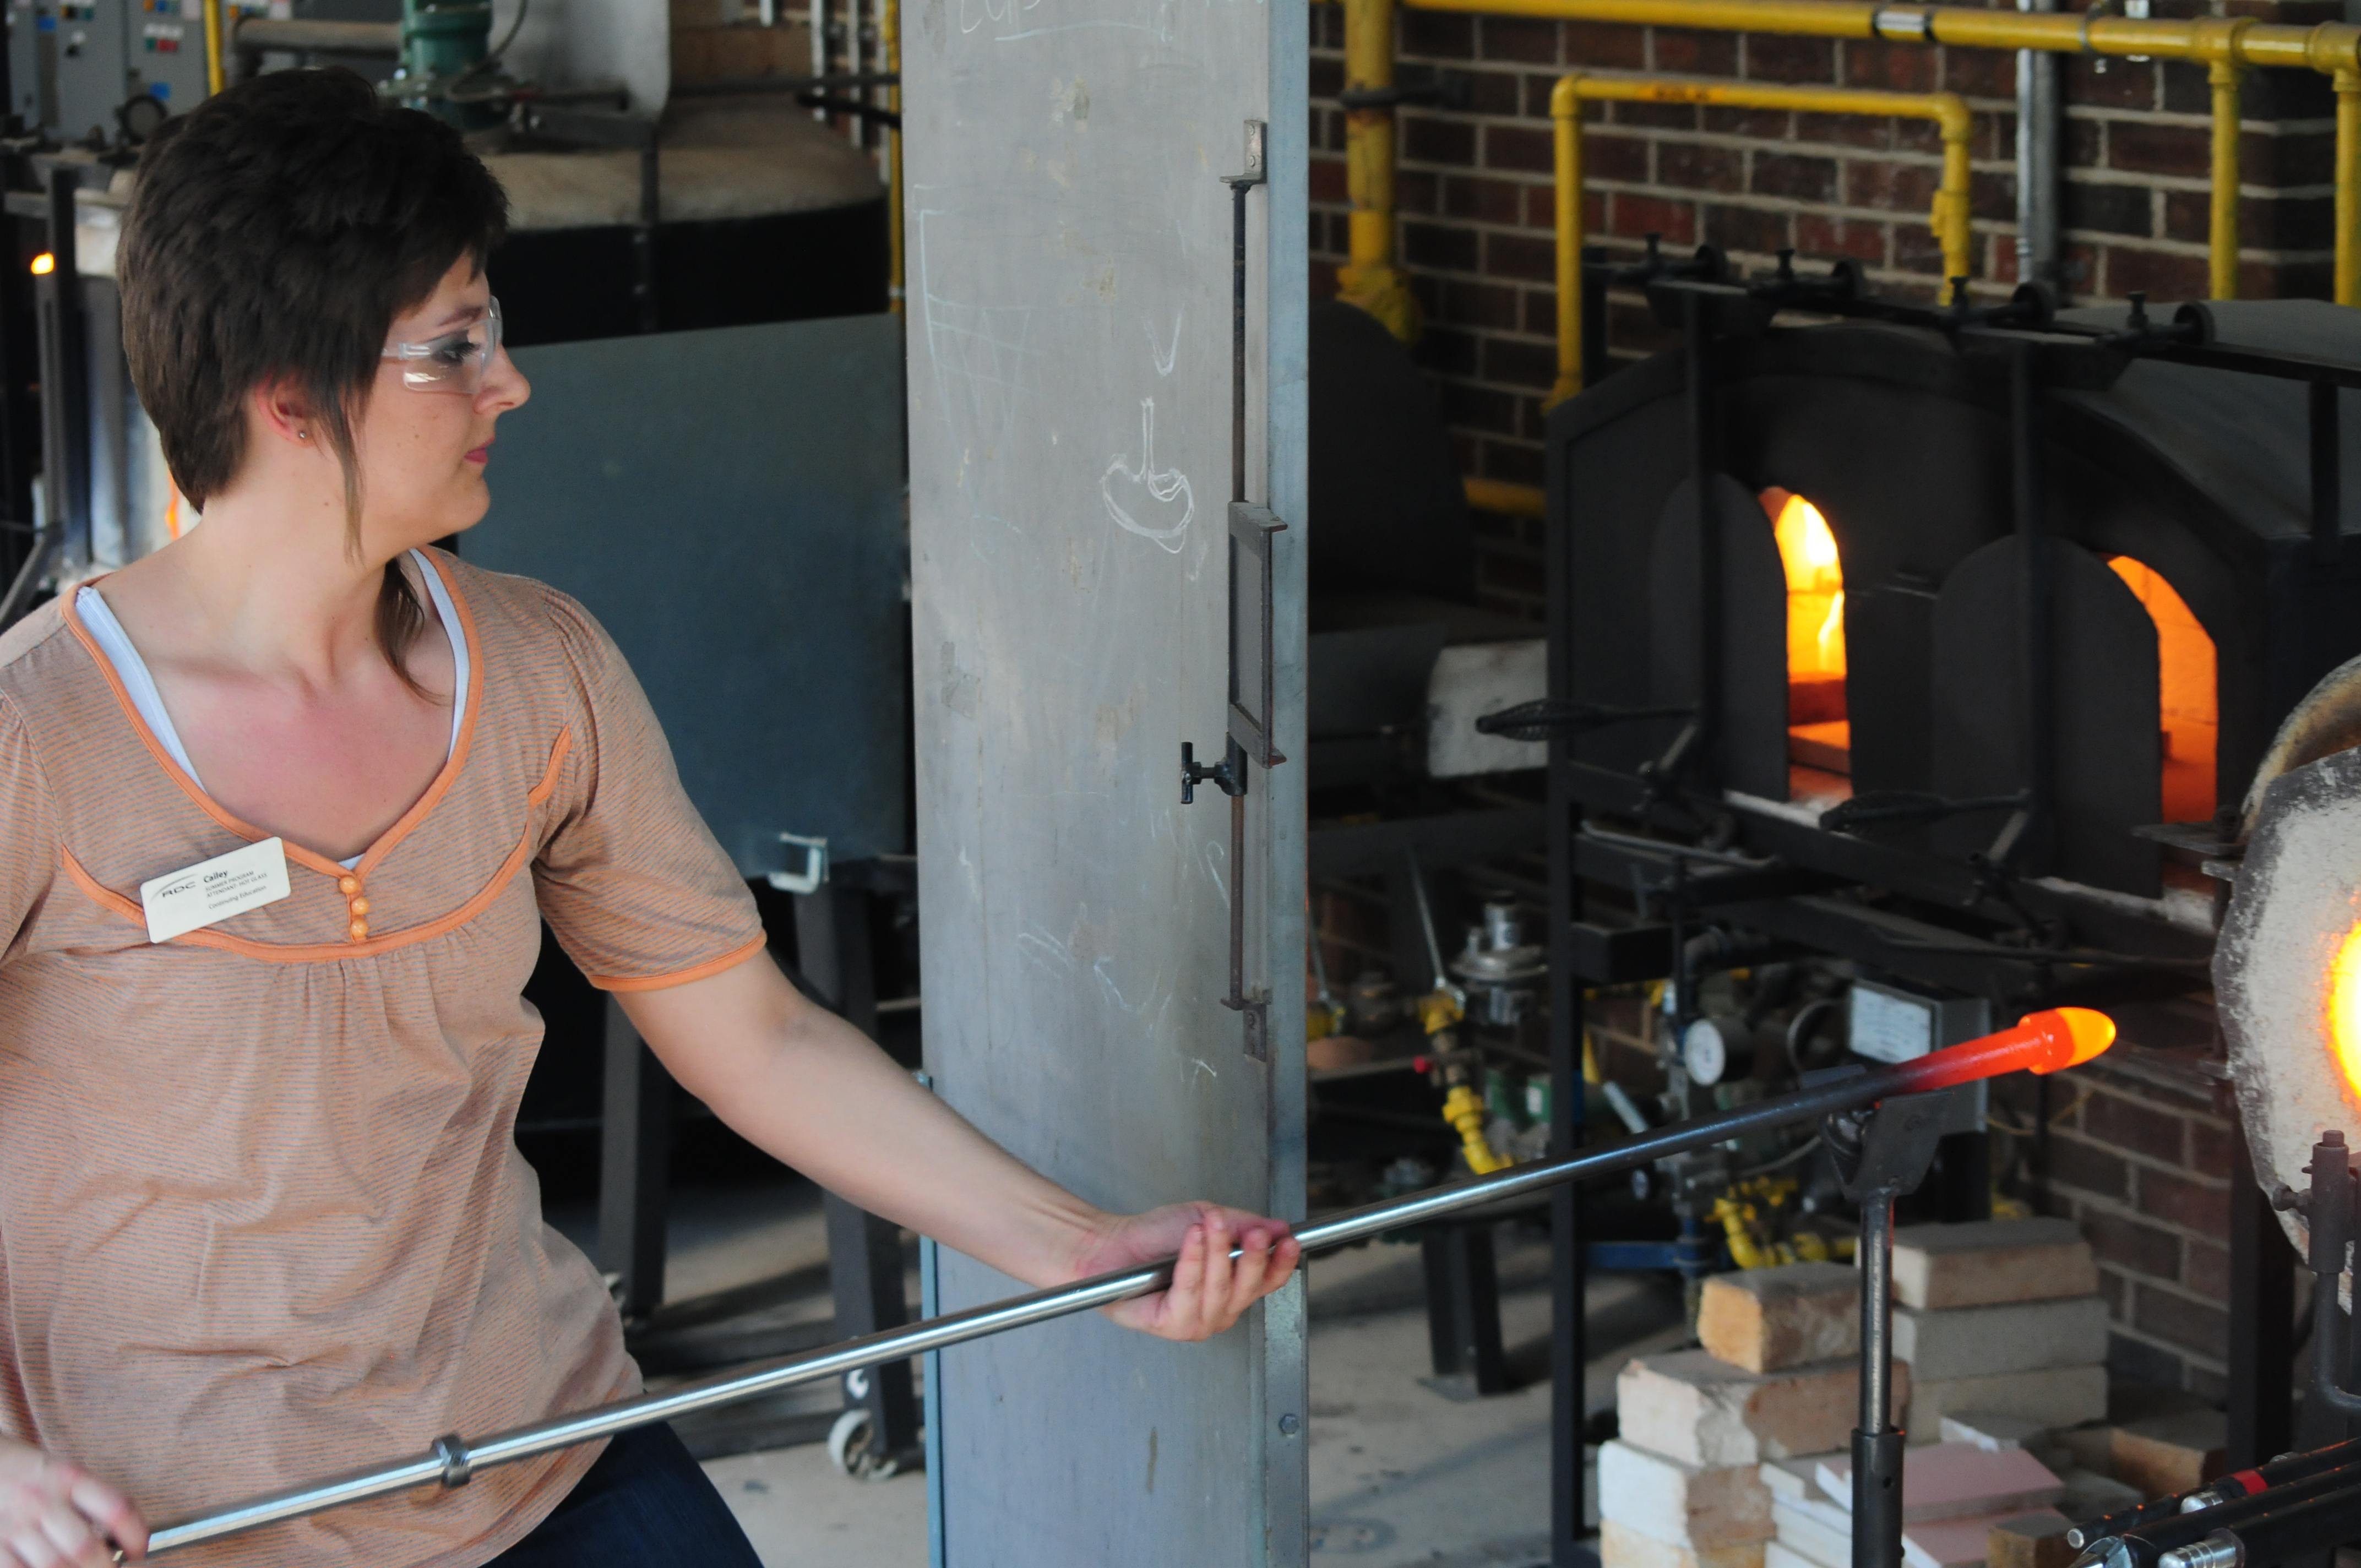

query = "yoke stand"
[1829,1088,1951,1568]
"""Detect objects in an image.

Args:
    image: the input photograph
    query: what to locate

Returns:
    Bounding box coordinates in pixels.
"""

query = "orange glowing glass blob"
[2330,922,2361,1103]
[28,253,53,277]
[2106,556,2217,823]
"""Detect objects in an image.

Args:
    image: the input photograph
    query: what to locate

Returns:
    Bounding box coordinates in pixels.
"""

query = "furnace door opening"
[1761,487,1849,785]
[2103,556,2217,825]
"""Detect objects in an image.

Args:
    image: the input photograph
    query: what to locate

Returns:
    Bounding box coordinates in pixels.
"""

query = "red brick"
[1444,277,1522,331]
[1563,20,1645,70]
[2246,128,2336,189]
[1397,169,1440,216]
[2047,1134,2131,1202]
[1651,26,1737,75]
[1405,220,1479,271]
[1465,68,1522,116]
[2188,1119,2238,1178]
[2139,1167,2231,1240]
[1753,151,1837,203]
[1480,16,1559,64]
[2066,179,2153,238]
[1613,100,1700,132]
[1940,45,2016,101]
[1583,188,1607,234]
[1702,203,1791,255]
[1980,111,2015,163]
[1747,34,1835,84]
[1523,287,1557,336]
[1488,230,1557,281]
[1702,106,1791,140]
[1310,56,1343,100]
[2080,1086,2186,1163]
[1486,124,1555,175]
[1443,174,1524,225]
[1310,156,1347,205]
[2105,244,2210,302]
[1844,40,1938,92]
[1843,159,1940,212]
[1403,114,1477,168]
[1968,168,2014,224]
[1401,10,1473,57]
[1794,111,1896,151]
[1586,135,1643,186]
[2184,1240,2229,1304]
[2134,1284,2228,1359]
[2108,120,2212,179]
[1660,142,1744,194]
[1895,117,1944,158]
[2082,1207,2183,1277]
[2068,117,2103,169]
[1484,335,1559,389]
[2064,55,2161,112]
[1894,224,1951,277]
[2246,257,2335,299]
[1312,257,1341,298]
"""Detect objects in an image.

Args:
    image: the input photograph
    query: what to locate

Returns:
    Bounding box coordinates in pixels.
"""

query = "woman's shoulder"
[0,595,107,722]
[430,552,617,667]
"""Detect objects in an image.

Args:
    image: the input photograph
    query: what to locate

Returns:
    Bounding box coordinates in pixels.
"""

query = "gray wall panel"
[905,0,1306,1556]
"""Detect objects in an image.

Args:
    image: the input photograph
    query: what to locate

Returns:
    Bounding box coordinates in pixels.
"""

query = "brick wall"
[1307,0,2342,620]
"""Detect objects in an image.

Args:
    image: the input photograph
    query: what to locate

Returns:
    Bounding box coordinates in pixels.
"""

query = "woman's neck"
[107,492,405,685]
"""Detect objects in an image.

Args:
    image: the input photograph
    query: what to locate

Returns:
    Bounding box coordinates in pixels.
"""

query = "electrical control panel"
[4,0,229,142]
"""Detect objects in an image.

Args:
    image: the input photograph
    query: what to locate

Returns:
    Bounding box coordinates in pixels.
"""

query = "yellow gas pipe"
[1338,0,1421,337]
[1330,0,2361,368]
[1549,74,1971,405]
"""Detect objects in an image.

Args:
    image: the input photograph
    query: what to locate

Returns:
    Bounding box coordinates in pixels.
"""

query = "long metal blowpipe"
[126,1007,2115,1560]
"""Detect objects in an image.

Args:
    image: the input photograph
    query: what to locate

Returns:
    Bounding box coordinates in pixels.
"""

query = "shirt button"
[349,897,371,917]
[349,919,369,941]
[338,876,361,895]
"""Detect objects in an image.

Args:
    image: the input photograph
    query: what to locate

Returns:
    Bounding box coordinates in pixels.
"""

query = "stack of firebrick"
[1598,1219,2231,1568]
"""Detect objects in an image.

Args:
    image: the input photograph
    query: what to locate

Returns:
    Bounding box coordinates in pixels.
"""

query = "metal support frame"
[2227,1111,2295,1467]
[596,997,672,1323]
[1421,1219,1508,1395]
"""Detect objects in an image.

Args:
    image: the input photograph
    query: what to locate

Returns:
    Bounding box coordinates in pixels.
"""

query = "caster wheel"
[826,1408,901,1482]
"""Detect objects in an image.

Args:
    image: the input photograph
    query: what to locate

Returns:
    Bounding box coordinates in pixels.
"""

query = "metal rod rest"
[132,1022,2105,1557]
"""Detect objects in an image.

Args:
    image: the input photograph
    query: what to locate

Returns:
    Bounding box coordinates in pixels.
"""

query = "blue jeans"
[488,1423,764,1566]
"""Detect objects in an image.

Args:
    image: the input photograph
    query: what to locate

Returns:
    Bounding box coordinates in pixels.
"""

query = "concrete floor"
[561,1182,1686,1568]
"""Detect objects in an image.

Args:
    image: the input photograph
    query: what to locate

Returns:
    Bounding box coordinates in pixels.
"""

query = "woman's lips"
[465,444,491,466]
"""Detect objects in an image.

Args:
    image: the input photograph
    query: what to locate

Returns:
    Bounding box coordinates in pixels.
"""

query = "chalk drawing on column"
[915,203,1043,545]
[1101,397,1194,552]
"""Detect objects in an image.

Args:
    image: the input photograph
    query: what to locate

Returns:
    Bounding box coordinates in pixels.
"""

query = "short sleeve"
[0,695,58,963]
[531,591,766,991]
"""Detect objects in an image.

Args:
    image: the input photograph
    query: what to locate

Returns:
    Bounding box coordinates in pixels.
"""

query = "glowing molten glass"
[2330,922,2361,1103]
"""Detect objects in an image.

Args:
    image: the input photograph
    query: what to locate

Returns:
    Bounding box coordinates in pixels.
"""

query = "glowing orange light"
[1772,493,1846,680]
[2106,556,2217,824]
[28,253,53,277]
[1900,1006,2117,1091]
[2330,923,2361,1102]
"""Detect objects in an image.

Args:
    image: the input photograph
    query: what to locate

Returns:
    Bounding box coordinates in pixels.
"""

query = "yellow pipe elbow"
[1442,1085,1511,1175]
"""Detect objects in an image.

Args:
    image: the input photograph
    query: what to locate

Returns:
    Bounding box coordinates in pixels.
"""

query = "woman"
[0,68,1298,1568]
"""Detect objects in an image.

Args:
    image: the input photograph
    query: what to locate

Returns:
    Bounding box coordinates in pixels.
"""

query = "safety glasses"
[382,297,503,394]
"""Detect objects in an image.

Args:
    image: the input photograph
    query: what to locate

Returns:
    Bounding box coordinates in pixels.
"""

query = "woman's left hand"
[1071,1203,1302,1342]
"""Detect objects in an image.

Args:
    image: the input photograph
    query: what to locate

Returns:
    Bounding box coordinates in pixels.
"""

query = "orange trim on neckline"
[59,551,485,882]
[586,934,768,993]
[61,815,537,962]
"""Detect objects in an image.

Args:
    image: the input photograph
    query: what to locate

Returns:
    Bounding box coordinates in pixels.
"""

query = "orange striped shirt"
[0,552,764,1567]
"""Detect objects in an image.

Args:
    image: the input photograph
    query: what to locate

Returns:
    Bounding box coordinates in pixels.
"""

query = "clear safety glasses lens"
[382,297,503,393]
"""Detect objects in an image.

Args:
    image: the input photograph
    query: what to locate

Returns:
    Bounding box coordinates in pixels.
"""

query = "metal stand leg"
[1422,1221,1508,1396]
[597,996,672,1324]
[795,873,922,1474]
[1829,1090,1951,1568]
[2228,1117,2295,1467]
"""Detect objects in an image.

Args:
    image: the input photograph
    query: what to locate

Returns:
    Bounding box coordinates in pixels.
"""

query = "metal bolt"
[1277,1413,1301,1436]
[2158,1533,2243,1568]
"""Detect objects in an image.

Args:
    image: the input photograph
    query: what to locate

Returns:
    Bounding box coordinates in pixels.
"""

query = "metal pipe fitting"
[2157,1534,2243,1568]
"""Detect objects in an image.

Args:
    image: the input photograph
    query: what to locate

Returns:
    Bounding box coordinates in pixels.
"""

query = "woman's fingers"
[33,1509,101,1568]
[61,1473,140,1562]
[9,1528,63,1568]
[1197,1214,1235,1337]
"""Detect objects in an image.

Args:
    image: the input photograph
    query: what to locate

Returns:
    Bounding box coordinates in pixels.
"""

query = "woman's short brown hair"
[116,66,508,677]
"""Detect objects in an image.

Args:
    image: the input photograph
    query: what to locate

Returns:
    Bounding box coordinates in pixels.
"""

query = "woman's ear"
[252,375,318,449]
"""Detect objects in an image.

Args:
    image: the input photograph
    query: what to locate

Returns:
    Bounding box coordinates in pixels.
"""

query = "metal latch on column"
[1180,118,1285,1063]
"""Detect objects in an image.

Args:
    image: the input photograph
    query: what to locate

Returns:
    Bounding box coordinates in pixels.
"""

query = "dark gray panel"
[467,313,909,879]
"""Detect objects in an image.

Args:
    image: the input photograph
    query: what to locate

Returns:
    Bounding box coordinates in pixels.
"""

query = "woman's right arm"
[0,1438,146,1565]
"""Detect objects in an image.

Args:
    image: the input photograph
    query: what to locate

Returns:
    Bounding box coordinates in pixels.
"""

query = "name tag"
[140,837,291,944]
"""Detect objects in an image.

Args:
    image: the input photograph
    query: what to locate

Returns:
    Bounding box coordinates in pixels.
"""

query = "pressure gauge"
[1681,1016,1746,1087]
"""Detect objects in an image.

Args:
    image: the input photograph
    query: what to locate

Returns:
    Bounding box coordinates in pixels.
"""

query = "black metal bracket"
[1180,738,1246,804]
[2278,1131,2361,1419]
[1336,68,1472,112]
[1818,791,2030,835]
[1475,698,1694,741]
